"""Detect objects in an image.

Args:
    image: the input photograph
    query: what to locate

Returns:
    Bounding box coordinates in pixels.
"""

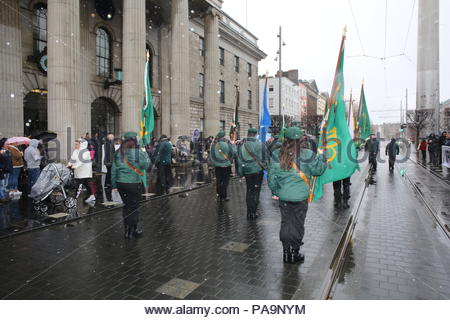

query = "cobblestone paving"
[0,164,368,300]
[333,160,450,300]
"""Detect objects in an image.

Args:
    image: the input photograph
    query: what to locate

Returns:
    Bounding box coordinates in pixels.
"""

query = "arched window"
[96,28,111,78]
[33,3,47,54]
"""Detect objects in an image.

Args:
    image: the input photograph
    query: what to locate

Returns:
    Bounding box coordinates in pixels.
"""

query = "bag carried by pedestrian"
[111,189,123,204]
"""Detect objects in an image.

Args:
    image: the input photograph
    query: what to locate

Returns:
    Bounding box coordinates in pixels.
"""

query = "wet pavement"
[0,161,369,300]
[1,150,449,300]
[333,153,450,299]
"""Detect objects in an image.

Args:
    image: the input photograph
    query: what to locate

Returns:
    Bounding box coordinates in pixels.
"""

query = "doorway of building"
[91,97,120,139]
[23,90,48,136]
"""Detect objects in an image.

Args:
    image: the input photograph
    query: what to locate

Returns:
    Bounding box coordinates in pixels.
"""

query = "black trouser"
[245,171,264,215]
[388,156,396,170]
[117,182,142,227]
[429,150,437,165]
[421,150,427,162]
[215,166,231,200]
[75,178,96,198]
[369,152,377,171]
[105,166,112,201]
[333,177,351,201]
[279,200,308,249]
[157,164,172,194]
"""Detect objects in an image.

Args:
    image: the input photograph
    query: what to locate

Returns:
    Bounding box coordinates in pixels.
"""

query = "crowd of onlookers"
[417,131,450,165]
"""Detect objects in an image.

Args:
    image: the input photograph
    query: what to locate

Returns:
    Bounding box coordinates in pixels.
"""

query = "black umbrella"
[31,131,57,143]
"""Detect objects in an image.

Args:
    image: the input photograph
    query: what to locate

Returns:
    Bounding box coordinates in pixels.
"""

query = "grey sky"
[222,0,450,124]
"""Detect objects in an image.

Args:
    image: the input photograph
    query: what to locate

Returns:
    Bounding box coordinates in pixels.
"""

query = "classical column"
[47,0,81,161]
[204,8,220,137]
[122,0,146,133]
[0,0,23,137]
[170,0,191,139]
[79,0,92,138]
[160,25,171,136]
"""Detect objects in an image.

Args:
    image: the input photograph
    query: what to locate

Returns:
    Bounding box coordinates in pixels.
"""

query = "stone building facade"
[0,0,266,158]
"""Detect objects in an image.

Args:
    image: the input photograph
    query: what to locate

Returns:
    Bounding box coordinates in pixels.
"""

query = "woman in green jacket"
[112,132,151,239]
[268,127,327,264]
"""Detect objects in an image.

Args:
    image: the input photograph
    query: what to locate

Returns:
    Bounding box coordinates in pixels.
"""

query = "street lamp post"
[277,26,282,129]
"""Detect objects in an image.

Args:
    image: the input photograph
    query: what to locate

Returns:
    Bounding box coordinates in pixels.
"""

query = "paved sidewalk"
[333,159,450,299]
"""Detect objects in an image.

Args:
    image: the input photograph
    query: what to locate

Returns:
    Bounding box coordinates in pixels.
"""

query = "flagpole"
[356,81,364,141]
[309,27,346,203]
[348,89,353,126]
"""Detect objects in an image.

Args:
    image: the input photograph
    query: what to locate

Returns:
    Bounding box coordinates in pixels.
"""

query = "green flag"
[139,56,154,147]
[358,84,370,141]
[311,33,359,202]
[279,114,286,142]
[139,53,154,188]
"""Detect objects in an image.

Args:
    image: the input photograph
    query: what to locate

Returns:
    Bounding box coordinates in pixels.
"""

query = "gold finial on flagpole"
[146,50,150,61]
[343,25,348,37]
[265,71,269,78]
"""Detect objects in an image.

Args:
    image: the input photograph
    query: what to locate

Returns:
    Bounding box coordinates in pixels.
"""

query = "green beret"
[216,130,225,138]
[248,127,258,135]
[123,131,138,139]
[285,127,303,140]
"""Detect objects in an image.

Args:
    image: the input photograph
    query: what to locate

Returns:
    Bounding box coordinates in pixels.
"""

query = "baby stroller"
[30,163,77,215]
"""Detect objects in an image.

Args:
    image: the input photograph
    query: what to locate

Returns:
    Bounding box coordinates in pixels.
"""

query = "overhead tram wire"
[347,0,366,54]
[403,0,416,54]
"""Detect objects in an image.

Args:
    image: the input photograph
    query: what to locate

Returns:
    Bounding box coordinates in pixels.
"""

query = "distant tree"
[406,110,432,144]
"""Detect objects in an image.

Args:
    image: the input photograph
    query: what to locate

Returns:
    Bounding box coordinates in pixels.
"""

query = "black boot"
[291,248,305,264]
[124,225,132,239]
[343,199,350,209]
[334,199,342,209]
[283,246,291,264]
[132,225,143,238]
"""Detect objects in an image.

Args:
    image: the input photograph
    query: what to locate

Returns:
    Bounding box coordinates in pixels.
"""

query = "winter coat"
[7,145,23,168]
[69,140,92,179]
[236,137,266,176]
[268,148,327,202]
[418,141,427,151]
[385,139,400,158]
[24,139,42,169]
[209,138,236,168]
[154,139,173,167]
[103,139,115,167]
[428,136,439,152]
[365,138,380,154]
[111,148,151,188]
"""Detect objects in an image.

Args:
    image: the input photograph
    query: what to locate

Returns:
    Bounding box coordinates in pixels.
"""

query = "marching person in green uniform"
[209,130,236,202]
[154,135,173,195]
[268,127,327,264]
[237,128,267,220]
[112,132,151,239]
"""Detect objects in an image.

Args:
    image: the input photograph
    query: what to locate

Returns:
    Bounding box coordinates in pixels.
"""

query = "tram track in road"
[319,169,371,300]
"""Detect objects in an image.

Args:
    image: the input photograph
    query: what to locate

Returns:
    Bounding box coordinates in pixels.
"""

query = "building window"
[219,47,225,66]
[234,56,239,72]
[96,28,111,78]
[199,37,205,56]
[33,3,47,55]
[269,85,274,92]
[199,73,205,98]
[247,63,252,78]
[269,97,274,107]
[220,80,225,103]
[248,90,252,109]
[220,120,225,131]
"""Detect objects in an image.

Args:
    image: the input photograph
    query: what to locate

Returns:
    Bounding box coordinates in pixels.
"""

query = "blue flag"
[259,78,271,143]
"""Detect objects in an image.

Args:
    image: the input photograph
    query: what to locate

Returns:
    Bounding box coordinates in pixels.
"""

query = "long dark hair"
[280,138,302,170]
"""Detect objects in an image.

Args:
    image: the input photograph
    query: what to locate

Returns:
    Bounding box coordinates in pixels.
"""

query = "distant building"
[441,99,450,131]
[317,93,327,116]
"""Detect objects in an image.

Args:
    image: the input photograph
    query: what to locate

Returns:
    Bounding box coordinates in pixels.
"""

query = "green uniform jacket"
[208,139,236,168]
[268,148,327,202]
[155,139,173,166]
[112,149,151,188]
[237,137,266,176]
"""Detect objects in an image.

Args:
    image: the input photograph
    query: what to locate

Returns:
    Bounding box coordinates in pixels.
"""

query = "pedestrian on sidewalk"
[268,127,326,264]
[365,134,379,173]
[154,135,173,195]
[0,138,13,203]
[103,133,115,201]
[385,138,400,172]
[6,142,24,197]
[68,139,97,204]
[112,132,150,239]
[209,130,236,203]
[24,139,42,194]
[237,128,266,220]
[438,131,447,164]
[418,139,428,162]
[427,134,439,166]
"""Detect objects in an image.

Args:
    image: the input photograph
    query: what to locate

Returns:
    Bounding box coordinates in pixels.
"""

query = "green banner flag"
[311,33,359,202]
[358,85,370,141]
[279,114,286,142]
[139,53,154,188]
